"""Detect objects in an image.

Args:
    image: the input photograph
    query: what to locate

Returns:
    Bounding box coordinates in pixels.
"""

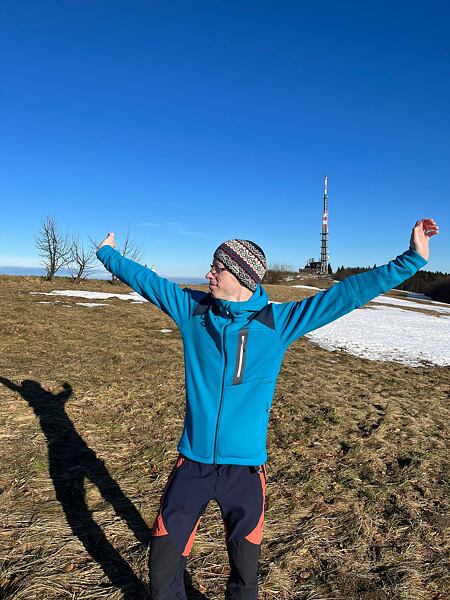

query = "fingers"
[98,231,116,250]
[415,219,439,238]
[415,218,437,227]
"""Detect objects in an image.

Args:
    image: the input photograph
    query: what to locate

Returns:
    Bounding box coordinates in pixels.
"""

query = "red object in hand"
[419,218,439,238]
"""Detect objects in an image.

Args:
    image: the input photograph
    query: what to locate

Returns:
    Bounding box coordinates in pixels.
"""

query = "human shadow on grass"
[0,377,210,600]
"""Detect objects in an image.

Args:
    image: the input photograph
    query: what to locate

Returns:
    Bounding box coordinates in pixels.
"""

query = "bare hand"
[98,232,116,250]
[409,219,439,261]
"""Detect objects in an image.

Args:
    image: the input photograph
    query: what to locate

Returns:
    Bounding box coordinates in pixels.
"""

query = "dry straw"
[0,275,449,599]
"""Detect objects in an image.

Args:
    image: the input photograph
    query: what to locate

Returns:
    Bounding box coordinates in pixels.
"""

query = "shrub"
[263,263,294,284]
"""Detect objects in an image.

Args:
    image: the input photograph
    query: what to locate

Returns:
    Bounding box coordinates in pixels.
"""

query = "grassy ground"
[0,274,449,599]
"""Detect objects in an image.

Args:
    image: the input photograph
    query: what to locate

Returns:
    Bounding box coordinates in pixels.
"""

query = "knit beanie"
[213,239,267,291]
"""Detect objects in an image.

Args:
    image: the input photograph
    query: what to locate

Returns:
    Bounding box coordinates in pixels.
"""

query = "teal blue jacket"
[96,246,427,466]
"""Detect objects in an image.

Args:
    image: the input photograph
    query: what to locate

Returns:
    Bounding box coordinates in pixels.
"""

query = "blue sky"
[1,0,449,277]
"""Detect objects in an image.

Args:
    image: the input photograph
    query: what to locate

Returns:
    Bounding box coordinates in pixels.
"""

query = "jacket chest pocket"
[230,325,279,386]
[232,328,248,385]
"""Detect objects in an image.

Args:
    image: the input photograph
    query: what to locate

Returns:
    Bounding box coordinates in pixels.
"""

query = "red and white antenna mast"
[320,175,329,275]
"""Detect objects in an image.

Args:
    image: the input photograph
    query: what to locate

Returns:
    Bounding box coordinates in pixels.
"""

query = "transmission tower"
[320,175,329,275]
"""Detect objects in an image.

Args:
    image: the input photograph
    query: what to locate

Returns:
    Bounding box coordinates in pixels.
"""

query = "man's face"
[205,260,244,300]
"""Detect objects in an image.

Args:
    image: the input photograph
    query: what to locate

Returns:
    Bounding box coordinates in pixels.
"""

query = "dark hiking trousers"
[149,454,267,600]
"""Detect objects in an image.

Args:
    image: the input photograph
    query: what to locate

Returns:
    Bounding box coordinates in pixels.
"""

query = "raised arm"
[96,232,195,328]
[274,218,439,347]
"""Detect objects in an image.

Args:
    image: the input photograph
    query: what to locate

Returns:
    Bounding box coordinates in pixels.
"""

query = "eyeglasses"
[209,262,227,275]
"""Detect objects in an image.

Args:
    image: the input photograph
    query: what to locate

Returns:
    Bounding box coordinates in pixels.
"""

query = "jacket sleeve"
[96,245,193,328]
[274,248,428,347]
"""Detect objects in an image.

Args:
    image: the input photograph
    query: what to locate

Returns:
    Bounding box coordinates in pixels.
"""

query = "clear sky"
[1,0,449,277]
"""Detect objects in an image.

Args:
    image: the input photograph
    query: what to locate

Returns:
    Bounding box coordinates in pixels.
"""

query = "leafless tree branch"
[90,229,144,285]
[67,237,97,284]
[34,216,71,280]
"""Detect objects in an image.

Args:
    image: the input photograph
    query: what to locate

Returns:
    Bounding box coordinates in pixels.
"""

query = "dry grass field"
[1,274,449,600]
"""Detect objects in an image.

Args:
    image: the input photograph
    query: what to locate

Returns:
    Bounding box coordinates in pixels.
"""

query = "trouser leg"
[149,534,188,600]
[225,538,261,600]
[149,455,215,599]
[216,464,267,600]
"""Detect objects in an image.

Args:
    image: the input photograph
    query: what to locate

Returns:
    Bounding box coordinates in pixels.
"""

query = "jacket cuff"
[96,245,116,261]
[400,247,428,272]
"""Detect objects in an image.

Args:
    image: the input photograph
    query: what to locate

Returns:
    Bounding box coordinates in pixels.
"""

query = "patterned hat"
[213,239,266,291]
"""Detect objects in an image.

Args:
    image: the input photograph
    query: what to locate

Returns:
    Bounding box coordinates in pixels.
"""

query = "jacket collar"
[193,285,275,329]
[214,284,268,317]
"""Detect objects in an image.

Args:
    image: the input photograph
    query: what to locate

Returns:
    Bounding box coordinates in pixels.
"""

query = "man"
[96,218,438,600]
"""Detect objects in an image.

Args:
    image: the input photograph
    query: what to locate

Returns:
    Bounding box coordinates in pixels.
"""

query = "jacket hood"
[213,284,269,316]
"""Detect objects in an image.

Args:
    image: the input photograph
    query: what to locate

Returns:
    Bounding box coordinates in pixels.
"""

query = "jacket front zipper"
[213,318,231,465]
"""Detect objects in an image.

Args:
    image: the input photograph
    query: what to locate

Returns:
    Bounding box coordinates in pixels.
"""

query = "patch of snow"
[407,296,448,307]
[305,305,450,367]
[370,295,450,314]
[30,290,147,302]
[76,302,108,308]
[159,329,173,333]
[291,284,322,290]
[394,289,432,300]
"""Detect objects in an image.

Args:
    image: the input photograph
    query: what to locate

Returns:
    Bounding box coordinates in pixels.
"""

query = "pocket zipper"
[236,334,246,378]
[232,328,248,385]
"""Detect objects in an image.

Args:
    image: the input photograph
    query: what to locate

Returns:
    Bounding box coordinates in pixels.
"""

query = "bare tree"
[68,237,97,284]
[35,215,71,280]
[91,228,144,285]
[121,227,144,262]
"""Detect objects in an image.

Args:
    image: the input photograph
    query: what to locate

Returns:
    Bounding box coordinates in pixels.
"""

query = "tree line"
[334,264,450,303]
[263,262,450,303]
[35,215,143,283]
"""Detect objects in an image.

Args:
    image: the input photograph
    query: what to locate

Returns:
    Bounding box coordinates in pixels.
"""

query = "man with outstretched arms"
[96,218,438,600]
